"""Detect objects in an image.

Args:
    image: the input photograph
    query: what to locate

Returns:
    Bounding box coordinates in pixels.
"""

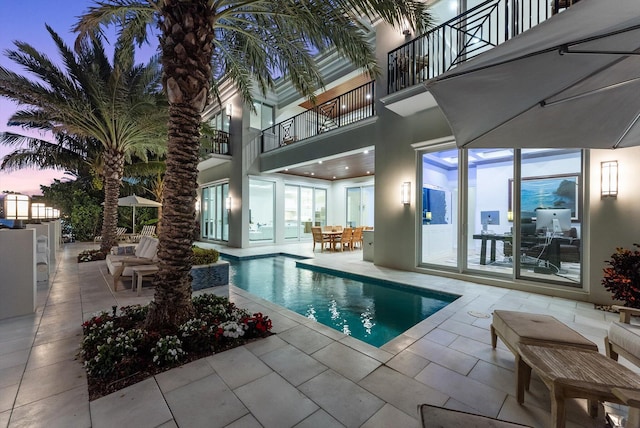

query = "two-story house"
[196,0,640,306]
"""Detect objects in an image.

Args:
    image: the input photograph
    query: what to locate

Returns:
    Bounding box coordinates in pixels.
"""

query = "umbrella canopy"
[117,194,161,234]
[425,0,640,149]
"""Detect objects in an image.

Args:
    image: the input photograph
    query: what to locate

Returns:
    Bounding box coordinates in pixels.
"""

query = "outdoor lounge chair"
[605,305,640,367]
[106,236,159,290]
[132,225,156,243]
[94,226,127,243]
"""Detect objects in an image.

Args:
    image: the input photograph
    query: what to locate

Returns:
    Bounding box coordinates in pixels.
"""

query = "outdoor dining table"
[322,231,343,251]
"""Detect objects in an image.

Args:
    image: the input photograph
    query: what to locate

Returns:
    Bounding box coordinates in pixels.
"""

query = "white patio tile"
[0,383,18,413]
[9,385,90,428]
[407,337,478,376]
[299,370,384,428]
[385,349,430,378]
[224,413,263,428]
[91,378,172,428]
[206,346,272,389]
[155,358,215,394]
[293,409,344,428]
[358,366,448,416]
[311,342,381,383]
[277,324,335,354]
[234,372,318,428]
[15,358,86,407]
[260,344,328,386]
[360,403,417,428]
[415,362,507,418]
[164,373,248,428]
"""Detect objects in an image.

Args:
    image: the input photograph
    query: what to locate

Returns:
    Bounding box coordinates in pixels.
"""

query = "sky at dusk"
[0,1,158,196]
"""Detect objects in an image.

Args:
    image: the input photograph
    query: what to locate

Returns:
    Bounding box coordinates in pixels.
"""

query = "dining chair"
[311,227,331,252]
[352,227,364,250]
[336,227,353,251]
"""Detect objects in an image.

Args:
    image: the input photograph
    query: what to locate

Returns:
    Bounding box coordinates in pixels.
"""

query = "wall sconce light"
[402,19,412,37]
[226,103,232,118]
[225,196,231,212]
[401,182,411,205]
[4,194,30,220]
[601,160,618,198]
[425,211,432,223]
[507,211,514,222]
[31,202,47,220]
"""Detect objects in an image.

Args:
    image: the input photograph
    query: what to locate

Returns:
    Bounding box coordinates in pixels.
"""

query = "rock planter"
[190,261,229,291]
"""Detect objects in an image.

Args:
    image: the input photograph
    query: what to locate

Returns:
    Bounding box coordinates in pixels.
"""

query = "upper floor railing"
[261,81,375,153]
[200,130,231,157]
[388,0,567,94]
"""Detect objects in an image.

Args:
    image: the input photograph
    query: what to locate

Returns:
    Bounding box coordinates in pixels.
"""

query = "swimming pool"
[226,255,458,347]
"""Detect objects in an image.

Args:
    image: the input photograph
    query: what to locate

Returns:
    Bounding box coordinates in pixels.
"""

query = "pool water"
[226,256,458,347]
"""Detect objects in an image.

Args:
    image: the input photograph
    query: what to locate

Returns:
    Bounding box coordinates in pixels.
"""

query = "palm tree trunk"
[100,150,125,253]
[145,0,214,329]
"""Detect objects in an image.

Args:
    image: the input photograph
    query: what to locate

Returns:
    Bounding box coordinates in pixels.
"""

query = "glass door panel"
[300,187,314,239]
[315,189,327,228]
[249,179,274,242]
[420,149,458,268]
[284,185,298,239]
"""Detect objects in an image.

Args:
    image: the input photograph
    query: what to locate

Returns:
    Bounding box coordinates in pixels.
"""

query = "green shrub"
[192,246,219,265]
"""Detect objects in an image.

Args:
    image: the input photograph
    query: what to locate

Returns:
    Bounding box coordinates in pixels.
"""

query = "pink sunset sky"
[0,1,158,196]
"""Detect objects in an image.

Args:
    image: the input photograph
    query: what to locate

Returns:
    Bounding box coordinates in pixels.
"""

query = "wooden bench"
[491,310,598,401]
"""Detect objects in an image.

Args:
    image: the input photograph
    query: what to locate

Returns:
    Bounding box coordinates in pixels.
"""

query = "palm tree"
[76,0,431,329]
[0,25,167,253]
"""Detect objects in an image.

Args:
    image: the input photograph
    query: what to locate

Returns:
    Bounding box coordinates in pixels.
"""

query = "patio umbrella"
[425,0,640,150]
[116,194,161,234]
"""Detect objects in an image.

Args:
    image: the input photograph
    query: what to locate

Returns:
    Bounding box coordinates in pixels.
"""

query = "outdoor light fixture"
[402,19,412,37]
[4,194,30,220]
[31,203,47,220]
[225,196,231,212]
[401,182,411,205]
[601,160,618,198]
[226,103,232,117]
[507,211,514,222]
[425,211,432,223]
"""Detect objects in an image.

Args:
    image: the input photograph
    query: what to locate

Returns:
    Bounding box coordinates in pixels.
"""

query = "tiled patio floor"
[0,241,636,427]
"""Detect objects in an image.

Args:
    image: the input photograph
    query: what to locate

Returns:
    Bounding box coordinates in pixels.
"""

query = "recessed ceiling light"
[364,150,369,154]
[341,105,346,109]
[311,173,315,176]
[332,176,336,179]
[366,171,370,174]
[318,160,323,164]
[284,168,288,171]
[366,94,371,99]
[345,166,349,170]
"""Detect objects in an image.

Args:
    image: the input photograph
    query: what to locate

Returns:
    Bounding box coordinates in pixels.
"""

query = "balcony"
[261,81,375,153]
[387,0,573,94]
[200,130,231,157]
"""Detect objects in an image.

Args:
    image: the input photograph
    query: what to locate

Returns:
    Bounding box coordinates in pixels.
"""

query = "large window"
[419,146,583,287]
[209,110,229,133]
[200,182,229,241]
[284,185,327,240]
[250,102,274,130]
[249,179,275,242]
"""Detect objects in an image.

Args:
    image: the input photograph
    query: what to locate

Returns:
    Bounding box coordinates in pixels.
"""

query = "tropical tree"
[76,0,431,329]
[0,25,167,253]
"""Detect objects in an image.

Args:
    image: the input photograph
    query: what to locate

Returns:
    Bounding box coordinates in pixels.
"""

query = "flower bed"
[81,294,272,400]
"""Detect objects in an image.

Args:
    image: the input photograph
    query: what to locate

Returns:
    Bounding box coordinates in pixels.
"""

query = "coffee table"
[517,343,640,428]
[131,265,159,296]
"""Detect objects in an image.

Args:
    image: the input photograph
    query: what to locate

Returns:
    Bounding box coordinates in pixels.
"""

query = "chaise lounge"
[106,235,159,290]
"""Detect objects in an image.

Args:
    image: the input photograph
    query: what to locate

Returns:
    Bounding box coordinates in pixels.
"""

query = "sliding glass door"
[200,182,229,241]
[346,185,374,228]
[284,185,327,240]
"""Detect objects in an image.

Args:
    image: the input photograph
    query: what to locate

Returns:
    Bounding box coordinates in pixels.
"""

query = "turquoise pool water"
[226,255,458,347]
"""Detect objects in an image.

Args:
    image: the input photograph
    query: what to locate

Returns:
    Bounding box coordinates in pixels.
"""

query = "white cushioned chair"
[605,305,640,367]
[106,236,159,290]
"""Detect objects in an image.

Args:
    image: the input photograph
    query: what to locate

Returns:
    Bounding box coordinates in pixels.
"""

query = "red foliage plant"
[602,244,640,309]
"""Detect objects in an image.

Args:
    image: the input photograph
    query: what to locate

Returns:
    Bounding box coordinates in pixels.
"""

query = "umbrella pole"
[133,206,136,234]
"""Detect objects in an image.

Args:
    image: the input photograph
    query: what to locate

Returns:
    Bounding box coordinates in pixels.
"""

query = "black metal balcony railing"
[261,81,375,153]
[200,130,231,157]
[388,0,561,94]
